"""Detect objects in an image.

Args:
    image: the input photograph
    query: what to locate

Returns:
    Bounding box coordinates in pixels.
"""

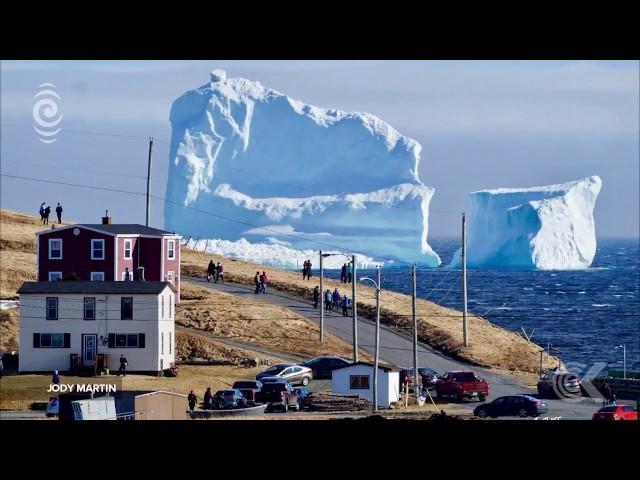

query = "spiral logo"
[548,362,607,404]
[32,83,63,143]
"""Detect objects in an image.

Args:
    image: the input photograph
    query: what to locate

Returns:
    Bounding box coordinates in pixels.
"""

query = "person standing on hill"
[302,260,309,280]
[207,260,216,282]
[342,295,350,317]
[340,263,347,283]
[313,286,320,309]
[39,202,46,223]
[43,205,51,225]
[215,262,224,283]
[55,203,63,224]
[260,271,268,294]
[306,260,312,279]
[347,263,353,283]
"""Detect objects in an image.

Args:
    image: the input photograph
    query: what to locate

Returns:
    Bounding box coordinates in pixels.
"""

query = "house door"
[82,334,97,367]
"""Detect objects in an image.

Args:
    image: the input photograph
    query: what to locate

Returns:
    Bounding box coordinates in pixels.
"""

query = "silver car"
[256,363,313,386]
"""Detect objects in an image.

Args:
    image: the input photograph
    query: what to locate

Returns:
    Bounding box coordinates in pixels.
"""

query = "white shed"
[331,362,401,409]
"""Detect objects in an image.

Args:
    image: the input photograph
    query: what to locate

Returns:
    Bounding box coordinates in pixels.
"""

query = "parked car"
[302,356,351,379]
[256,380,300,412]
[293,386,313,409]
[213,389,248,410]
[399,367,439,392]
[592,404,638,421]
[537,371,582,399]
[435,371,489,402]
[474,395,548,418]
[256,363,313,386]
[232,380,263,403]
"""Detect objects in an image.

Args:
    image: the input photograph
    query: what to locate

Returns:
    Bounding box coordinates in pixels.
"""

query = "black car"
[473,395,548,418]
[302,356,351,379]
[400,367,439,392]
[213,389,248,410]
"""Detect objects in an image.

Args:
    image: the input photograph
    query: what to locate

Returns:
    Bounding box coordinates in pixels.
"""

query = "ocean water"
[322,239,640,371]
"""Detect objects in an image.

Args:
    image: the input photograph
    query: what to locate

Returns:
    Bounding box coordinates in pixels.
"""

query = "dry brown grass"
[182,248,560,374]
[177,282,372,361]
[0,365,262,411]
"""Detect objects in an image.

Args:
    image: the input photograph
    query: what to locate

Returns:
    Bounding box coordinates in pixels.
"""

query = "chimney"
[102,210,112,225]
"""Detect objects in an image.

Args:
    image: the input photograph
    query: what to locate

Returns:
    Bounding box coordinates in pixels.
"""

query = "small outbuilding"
[331,361,400,409]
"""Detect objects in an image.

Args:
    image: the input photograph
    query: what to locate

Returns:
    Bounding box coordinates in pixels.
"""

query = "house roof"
[332,361,399,373]
[37,224,177,237]
[17,281,176,295]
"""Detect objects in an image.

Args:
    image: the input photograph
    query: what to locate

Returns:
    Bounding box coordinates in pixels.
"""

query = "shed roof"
[18,281,176,295]
[332,361,399,373]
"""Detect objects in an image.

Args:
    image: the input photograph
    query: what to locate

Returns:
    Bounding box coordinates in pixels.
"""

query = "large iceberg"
[450,176,602,270]
[164,70,441,267]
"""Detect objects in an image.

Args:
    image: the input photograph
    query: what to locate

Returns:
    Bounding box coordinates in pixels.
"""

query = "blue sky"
[1,60,638,238]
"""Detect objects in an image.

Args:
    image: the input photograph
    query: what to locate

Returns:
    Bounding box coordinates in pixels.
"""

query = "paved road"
[188,277,624,420]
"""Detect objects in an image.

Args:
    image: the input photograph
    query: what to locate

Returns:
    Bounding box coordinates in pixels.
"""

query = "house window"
[109,333,145,348]
[124,239,132,260]
[161,332,165,355]
[167,240,175,260]
[84,297,95,320]
[90,272,105,281]
[121,297,133,320]
[161,295,165,319]
[91,239,105,260]
[48,239,63,259]
[350,375,370,390]
[46,297,58,320]
[169,332,172,354]
[48,272,63,281]
[170,296,173,319]
[35,333,69,348]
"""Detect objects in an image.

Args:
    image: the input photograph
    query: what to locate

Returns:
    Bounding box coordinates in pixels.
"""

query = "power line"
[1,123,170,143]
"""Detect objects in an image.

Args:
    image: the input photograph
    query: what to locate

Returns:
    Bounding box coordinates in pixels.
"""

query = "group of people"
[206,260,225,283]
[301,259,313,280]
[39,202,63,225]
[313,286,350,316]
[254,271,269,294]
[340,263,353,284]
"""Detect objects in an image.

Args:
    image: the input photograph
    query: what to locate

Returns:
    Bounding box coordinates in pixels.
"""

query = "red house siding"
[163,238,180,298]
[38,228,114,281]
[116,237,138,280]
[138,237,161,281]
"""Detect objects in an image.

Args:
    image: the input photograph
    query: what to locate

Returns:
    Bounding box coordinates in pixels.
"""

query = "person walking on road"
[52,370,60,385]
[332,288,340,310]
[260,271,268,294]
[602,380,612,406]
[215,262,224,283]
[342,295,350,317]
[55,203,63,224]
[119,354,128,376]
[340,263,347,283]
[325,289,332,311]
[188,390,197,411]
[207,260,216,282]
[313,286,320,309]
[254,271,261,294]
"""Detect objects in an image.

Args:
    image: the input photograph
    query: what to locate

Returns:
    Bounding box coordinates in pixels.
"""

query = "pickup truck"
[255,380,300,412]
[435,371,489,402]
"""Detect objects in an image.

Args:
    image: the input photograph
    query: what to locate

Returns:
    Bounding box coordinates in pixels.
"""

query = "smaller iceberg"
[450,176,602,270]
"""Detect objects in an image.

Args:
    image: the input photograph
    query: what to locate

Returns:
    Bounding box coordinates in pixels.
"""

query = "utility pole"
[352,254,358,363]
[412,264,419,397]
[462,212,469,347]
[373,265,381,412]
[319,250,324,343]
[146,137,154,227]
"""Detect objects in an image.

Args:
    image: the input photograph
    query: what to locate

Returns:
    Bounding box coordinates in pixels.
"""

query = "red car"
[435,371,489,402]
[592,405,638,421]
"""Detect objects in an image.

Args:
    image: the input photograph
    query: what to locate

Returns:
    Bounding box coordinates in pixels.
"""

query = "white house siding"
[331,364,401,409]
[18,286,175,373]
